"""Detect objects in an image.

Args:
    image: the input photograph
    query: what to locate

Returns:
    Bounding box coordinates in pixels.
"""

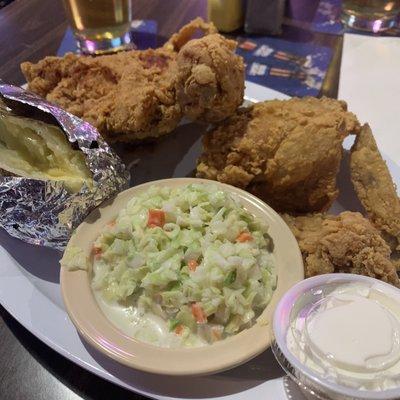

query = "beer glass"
[342,0,400,32]
[63,0,133,54]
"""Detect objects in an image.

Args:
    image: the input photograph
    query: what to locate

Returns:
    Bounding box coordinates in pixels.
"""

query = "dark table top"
[0,1,343,399]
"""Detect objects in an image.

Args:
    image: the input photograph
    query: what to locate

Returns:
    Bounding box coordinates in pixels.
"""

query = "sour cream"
[287,282,400,391]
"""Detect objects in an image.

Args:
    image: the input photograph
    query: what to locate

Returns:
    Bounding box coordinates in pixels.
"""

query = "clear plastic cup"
[272,274,400,400]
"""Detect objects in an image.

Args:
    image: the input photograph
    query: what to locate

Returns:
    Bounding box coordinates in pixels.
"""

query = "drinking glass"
[342,0,400,32]
[63,0,133,54]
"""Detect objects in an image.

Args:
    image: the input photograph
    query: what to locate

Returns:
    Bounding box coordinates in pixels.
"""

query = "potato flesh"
[0,113,92,193]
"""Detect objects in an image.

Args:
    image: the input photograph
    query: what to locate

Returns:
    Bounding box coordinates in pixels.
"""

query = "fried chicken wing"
[21,18,244,143]
[283,211,399,287]
[197,97,360,213]
[350,124,400,252]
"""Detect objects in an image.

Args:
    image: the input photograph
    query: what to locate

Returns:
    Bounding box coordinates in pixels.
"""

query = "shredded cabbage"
[92,184,276,345]
[60,244,88,271]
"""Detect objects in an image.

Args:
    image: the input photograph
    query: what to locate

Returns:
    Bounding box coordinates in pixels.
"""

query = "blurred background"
[1,0,399,100]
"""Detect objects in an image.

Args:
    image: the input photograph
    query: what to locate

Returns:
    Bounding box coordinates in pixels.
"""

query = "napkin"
[338,33,400,164]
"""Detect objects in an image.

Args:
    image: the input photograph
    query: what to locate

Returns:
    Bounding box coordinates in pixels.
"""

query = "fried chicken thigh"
[197,97,360,213]
[21,18,244,143]
[283,211,399,286]
[350,124,400,252]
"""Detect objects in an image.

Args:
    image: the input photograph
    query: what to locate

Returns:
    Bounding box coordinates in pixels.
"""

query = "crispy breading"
[197,97,360,213]
[20,19,244,143]
[350,124,400,252]
[176,34,244,122]
[21,49,182,142]
[283,211,399,287]
[163,17,218,51]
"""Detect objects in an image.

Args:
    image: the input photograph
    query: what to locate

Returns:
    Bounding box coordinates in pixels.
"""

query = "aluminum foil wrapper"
[0,83,130,250]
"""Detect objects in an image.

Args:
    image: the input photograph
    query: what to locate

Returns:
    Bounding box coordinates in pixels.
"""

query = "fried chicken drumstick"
[197,97,360,213]
[21,18,245,143]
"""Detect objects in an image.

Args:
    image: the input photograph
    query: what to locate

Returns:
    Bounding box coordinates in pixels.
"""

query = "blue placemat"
[57,19,158,56]
[236,36,332,97]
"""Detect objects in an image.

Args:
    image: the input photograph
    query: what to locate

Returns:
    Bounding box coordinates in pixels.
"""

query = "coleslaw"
[91,184,276,347]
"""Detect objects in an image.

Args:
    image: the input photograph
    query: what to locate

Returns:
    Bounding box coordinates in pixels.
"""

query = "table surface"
[0,1,343,399]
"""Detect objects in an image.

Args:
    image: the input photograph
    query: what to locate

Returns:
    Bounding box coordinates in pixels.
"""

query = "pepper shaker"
[245,0,285,35]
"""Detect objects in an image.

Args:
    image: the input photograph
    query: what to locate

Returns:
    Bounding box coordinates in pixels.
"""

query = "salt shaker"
[208,0,244,32]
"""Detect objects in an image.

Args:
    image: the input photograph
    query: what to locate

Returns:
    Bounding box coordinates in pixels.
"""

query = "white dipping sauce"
[287,283,400,390]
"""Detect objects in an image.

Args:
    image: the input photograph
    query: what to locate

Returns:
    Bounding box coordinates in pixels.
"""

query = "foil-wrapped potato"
[0,83,130,249]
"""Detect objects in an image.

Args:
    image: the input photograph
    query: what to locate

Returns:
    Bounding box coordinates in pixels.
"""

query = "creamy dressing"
[287,282,400,390]
[94,291,207,348]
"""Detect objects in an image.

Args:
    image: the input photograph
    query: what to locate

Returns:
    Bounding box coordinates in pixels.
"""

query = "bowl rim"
[273,273,400,399]
[61,177,304,376]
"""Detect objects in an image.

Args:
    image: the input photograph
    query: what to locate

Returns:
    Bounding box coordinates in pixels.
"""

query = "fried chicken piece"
[283,211,399,287]
[21,49,182,142]
[163,17,217,51]
[176,34,244,122]
[20,18,244,143]
[350,124,400,252]
[197,97,360,213]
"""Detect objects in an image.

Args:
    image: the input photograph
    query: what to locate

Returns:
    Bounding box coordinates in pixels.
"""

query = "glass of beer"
[63,0,133,54]
[342,0,400,32]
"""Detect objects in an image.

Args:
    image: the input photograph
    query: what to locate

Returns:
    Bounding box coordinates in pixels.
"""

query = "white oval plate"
[1,82,398,399]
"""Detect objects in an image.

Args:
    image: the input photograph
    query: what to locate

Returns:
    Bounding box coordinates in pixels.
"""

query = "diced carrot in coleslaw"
[147,209,165,228]
[236,231,252,242]
[191,303,207,324]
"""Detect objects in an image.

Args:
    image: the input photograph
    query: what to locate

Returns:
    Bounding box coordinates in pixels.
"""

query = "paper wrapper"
[0,83,130,250]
